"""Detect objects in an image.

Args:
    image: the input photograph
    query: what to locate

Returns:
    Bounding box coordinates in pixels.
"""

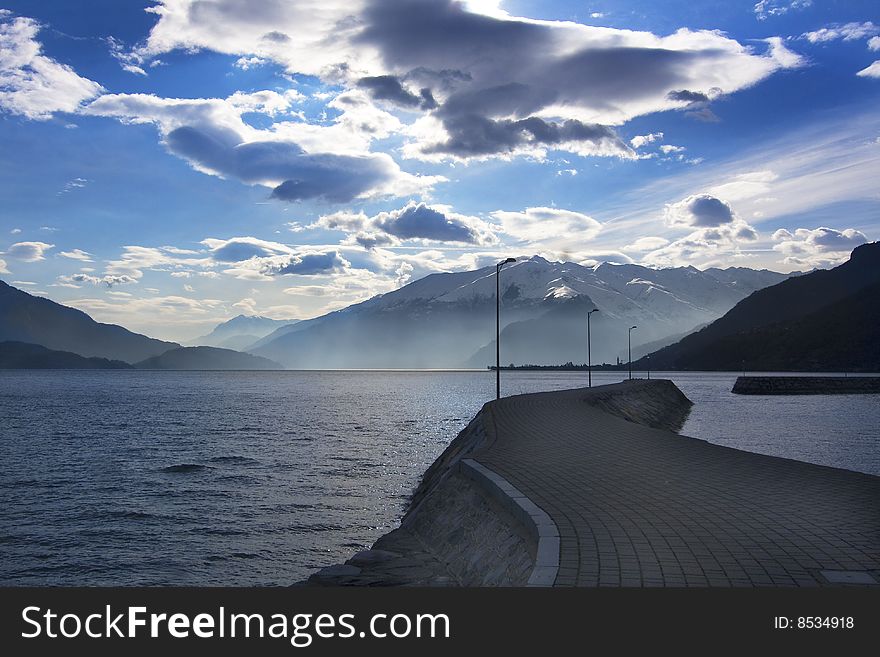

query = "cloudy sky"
[0,0,877,340]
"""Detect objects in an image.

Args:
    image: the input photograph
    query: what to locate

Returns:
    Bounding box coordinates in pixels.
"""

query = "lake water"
[1,370,877,585]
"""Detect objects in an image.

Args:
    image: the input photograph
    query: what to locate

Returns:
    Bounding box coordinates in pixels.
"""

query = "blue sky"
[0,0,877,340]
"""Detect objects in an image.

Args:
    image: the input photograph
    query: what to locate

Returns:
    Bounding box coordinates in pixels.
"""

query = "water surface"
[1,370,876,585]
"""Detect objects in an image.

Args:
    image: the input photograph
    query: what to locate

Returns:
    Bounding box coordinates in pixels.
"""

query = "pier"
[308,380,880,587]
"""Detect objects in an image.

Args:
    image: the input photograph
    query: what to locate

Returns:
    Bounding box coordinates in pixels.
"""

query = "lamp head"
[503,257,516,264]
[630,325,637,330]
[589,308,599,314]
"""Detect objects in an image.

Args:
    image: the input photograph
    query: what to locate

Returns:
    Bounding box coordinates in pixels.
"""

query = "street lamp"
[496,257,516,399]
[628,325,637,381]
[587,308,599,388]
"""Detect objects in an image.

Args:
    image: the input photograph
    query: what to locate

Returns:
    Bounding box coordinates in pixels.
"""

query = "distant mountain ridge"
[136,346,282,370]
[250,256,795,368]
[189,314,299,351]
[0,341,133,369]
[0,279,178,363]
[637,242,880,371]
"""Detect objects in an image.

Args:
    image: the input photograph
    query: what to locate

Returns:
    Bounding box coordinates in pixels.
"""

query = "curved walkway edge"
[460,458,560,586]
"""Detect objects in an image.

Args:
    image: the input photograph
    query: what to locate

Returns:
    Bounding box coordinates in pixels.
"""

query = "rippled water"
[1,370,877,585]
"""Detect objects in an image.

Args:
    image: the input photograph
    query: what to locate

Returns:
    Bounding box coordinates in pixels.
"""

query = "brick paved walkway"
[474,381,880,587]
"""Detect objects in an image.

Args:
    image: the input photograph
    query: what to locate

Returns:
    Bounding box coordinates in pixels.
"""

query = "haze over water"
[1,370,876,586]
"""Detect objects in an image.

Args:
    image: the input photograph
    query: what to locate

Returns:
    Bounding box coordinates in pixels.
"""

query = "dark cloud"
[667,89,711,103]
[261,31,290,43]
[375,203,478,242]
[686,196,734,226]
[404,67,473,94]
[354,232,396,249]
[424,113,630,158]
[357,1,712,158]
[736,224,759,241]
[165,126,403,202]
[666,194,736,227]
[357,75,437,110]
[277,251,345,275]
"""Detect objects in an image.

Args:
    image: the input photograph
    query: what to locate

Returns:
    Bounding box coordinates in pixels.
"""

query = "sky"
[0,0,878,341]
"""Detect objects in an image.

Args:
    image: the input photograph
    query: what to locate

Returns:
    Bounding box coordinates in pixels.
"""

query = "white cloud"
[642,220,758,267]
[68,294,226,339]
[772,226,868,266]
[869,36,880,51]
[105,245,211,279]
[106,36,148,76]
[234,56,268,70]
[801,22,879,44]
[10,228,21,234]
[491,207,601,250]
[623,236,670,252]
[660,144,685,154]
[58,248,93,261]
[630,132,663,149]
[58,177,89,194]
[59,273,138,287]
[754,1,811,21]
[4,241,53,261]
[0,15,103,119]
[0,258,8,273]
[856,61,880,78]
[233,297,258,313]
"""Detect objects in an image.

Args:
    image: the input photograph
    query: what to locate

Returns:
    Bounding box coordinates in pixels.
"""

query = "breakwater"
[303,379,694,586]
[732,376,880,395]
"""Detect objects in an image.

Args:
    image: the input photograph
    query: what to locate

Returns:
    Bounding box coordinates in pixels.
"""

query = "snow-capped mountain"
[250,256,794,368]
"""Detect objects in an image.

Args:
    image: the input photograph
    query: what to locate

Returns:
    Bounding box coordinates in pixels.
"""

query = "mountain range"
[188,315,299,351]
[634,242,880,372]
[0,256,804,370]
[249,256,795,368]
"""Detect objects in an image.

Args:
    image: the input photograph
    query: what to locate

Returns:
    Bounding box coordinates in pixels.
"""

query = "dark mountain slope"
[135,346,282,370]
[0,280,177,362]
[0,341,134,369]
[639,243,880,371]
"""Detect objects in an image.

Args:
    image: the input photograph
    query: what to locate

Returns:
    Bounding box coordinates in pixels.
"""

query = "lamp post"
[587,308,599,388]
[628,325,637,380]
[496,257,516,399]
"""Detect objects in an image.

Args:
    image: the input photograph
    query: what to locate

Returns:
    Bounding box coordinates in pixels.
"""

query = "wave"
[160,464,211,474]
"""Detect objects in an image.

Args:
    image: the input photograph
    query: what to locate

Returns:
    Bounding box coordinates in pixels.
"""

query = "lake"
[1,369,877,585]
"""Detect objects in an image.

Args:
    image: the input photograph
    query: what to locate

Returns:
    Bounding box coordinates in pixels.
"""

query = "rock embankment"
[303,379,693,587]
[732,376,880,395]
